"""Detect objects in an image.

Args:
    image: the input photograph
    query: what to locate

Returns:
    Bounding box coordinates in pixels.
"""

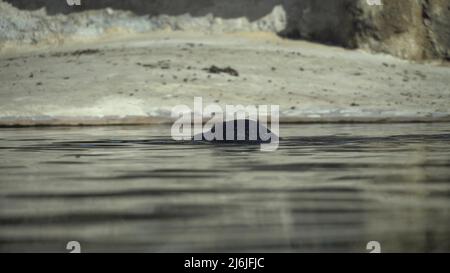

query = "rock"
[0,0,287,47]
[351,0,449,60]
[1,0,449,61]
[282,0,450,61]
[423,0,450,60]
[203,65,239,77]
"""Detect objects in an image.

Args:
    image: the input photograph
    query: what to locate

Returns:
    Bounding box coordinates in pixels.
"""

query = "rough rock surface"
[281,0,450,61]
[352,0,450,61]
[423,0,450,60]
[1,0,449,61]
[0,0,287,47]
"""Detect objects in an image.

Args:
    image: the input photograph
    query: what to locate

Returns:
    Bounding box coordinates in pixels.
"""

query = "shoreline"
[1,115,450,128]
[1,32,449,127]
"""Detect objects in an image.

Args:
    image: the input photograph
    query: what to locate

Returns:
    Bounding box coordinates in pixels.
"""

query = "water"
[0,124,449,252]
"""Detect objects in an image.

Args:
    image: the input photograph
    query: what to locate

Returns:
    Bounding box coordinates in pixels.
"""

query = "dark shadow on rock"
[279,0,358,48]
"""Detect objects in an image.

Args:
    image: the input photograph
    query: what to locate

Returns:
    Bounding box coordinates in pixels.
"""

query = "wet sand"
[1,31,449,126]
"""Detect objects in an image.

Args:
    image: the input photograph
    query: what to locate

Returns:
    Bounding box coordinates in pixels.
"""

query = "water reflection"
[0,124,449,252]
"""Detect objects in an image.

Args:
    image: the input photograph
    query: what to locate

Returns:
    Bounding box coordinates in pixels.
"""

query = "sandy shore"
[0,31,449,126]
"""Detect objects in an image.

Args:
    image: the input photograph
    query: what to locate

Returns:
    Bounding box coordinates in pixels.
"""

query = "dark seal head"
[192,119,278,144]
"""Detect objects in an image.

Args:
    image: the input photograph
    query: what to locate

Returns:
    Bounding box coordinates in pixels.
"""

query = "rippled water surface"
[0,124,449,252]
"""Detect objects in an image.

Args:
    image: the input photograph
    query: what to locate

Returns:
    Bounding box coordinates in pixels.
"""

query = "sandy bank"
[0,31,449,126]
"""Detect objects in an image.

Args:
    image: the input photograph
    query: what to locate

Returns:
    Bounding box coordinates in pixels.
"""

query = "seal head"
[192,119,278,144]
